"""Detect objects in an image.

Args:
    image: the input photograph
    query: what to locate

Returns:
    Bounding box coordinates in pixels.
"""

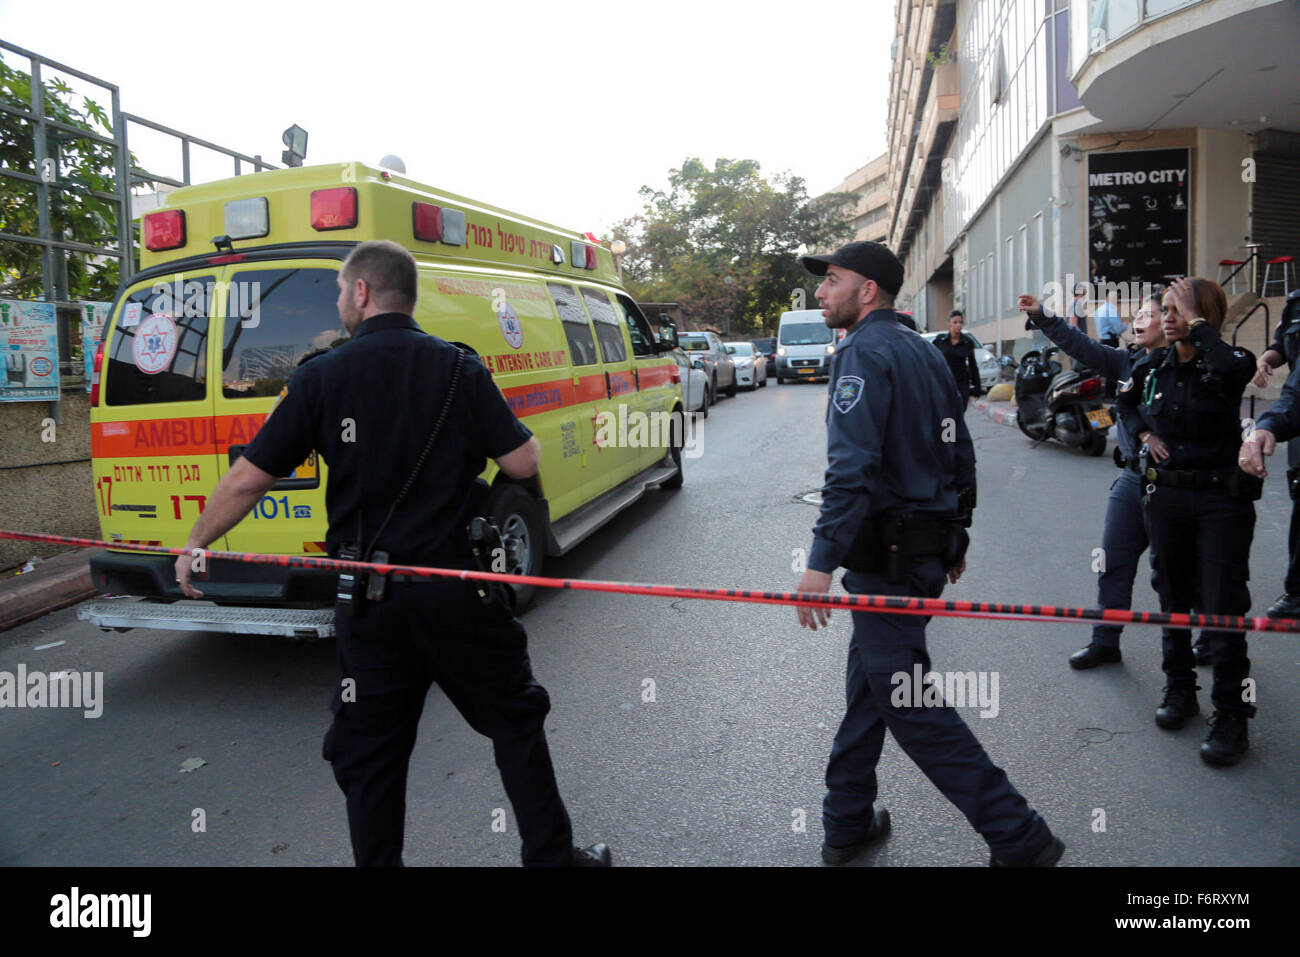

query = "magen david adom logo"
[133,313,178,374]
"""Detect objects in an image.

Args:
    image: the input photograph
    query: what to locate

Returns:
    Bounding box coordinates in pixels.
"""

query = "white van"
[775,309,836,383]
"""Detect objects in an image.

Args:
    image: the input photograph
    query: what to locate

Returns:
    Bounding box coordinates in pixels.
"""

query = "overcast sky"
[2,0,892,237]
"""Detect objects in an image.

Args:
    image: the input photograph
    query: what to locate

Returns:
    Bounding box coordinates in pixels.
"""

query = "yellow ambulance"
[81,162,683,635]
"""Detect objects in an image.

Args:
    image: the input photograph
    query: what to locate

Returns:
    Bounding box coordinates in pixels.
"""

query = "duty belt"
[843,512,970,583]
[1143,466,1236,489]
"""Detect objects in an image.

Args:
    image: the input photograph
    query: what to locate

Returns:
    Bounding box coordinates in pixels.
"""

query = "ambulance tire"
[485,483,544,611]
[660,408,685,491]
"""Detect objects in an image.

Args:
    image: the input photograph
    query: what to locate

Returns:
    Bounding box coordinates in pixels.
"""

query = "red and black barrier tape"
[4,529,1300,634]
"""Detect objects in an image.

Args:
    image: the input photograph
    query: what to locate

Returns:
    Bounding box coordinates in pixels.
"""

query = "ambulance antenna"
[378,155,406,174]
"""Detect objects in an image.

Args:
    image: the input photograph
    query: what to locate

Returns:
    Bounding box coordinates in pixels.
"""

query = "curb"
[0,549,99,633]
[970,396,1018,429]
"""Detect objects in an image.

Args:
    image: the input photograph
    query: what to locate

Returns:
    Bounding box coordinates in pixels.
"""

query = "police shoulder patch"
[833,375,865,413]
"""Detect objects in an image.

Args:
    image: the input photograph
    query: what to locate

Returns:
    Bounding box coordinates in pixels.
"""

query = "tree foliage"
[0,58,132,302]
[614,158,854,336]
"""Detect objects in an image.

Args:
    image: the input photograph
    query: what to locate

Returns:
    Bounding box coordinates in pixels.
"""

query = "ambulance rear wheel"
[660,409,685,490]
[485,483,544,611]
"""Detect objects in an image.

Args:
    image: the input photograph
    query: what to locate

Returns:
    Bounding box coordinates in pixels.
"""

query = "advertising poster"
[0,299,60,402]
[81,301,111,391]
[1087,147,1190,287]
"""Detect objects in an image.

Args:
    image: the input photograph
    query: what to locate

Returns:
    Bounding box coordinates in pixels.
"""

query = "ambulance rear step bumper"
[77,599,334,639]
[549,462,678,556]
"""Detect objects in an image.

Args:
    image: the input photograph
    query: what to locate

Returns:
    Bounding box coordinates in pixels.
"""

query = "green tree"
[0,59,135,302]
[615,158,854,335]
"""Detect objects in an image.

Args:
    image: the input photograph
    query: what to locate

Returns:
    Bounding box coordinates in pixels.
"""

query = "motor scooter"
[1014,345,1111,456]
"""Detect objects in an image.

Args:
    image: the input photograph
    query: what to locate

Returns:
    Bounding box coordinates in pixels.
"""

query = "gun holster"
[467,517,517,613]
[844,512,970,584]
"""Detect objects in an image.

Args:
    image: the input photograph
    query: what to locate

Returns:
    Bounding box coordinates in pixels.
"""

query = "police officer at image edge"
[173,239,611,866]
[1246,287,1300,618]
[795,240,1065,867]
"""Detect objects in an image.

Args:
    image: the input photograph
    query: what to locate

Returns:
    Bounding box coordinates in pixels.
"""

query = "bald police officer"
[794,241,1064,867]
[175,240,609,867]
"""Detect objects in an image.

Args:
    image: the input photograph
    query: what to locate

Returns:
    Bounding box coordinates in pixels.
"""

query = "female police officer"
[1018,292,1173,670]
[1116,277,1259,766]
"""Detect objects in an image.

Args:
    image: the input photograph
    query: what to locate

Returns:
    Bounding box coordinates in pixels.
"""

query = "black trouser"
[1286,438,1300,594]
[322,579,573,865]
[1144,485,1256,717]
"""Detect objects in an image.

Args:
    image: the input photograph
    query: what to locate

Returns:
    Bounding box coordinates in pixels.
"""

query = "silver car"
[724,341,767,390]
[678,331,737,403]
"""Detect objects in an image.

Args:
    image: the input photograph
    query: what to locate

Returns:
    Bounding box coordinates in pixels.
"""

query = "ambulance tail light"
[585,245,599,270]
[412,202,443,242]
[311,188,357,230]
[90,339,105,407]
[143,210,186,251]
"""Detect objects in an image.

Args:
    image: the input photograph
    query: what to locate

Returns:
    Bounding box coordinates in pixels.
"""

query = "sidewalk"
[970,394,1018,429]
[0,548,99,633]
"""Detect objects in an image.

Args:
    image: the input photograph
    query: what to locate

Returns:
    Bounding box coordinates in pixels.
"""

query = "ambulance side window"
[104,276,214,406]
[222,267,346,398]
[548,283,597,367]
[614,295,657,358]
[581,288,626,363]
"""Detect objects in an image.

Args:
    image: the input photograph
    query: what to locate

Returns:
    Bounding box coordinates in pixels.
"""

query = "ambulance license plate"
[1087,409,1113,430]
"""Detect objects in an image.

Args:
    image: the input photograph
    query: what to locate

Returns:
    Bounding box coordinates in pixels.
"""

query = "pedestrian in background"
[1069,283,1090,337]
[1096,291,1124,348]
[933,309,983,401]
[797,241,1063,867]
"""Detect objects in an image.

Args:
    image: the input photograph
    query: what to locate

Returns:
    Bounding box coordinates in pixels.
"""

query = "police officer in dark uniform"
[1248,288,1300,617]
[1115,277,1259,766]
[932,309,983,400]
[794,241,1063,867]
[175,240,610,866]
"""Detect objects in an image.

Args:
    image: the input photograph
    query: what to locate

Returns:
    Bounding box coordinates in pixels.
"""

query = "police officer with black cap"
[174,239,610,866]
[1115,277,1258,766]
[795,240,1063,867]
[1248,288,1300,618]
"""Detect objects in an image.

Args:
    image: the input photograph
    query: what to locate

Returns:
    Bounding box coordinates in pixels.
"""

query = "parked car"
[678,330,738,399]
[925,331,1000,392]
[669,347,710,417]
[725,341,767,390]
[749,336,776,377]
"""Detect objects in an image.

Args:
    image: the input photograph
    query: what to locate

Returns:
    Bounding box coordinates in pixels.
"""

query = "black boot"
[1069,644,1122,669]
[570,843,613,866]
[821,807,891,866]
[1155,686,1199,730]
[1266,593,1300,619]
[990,835,1066,867]
[1200,711,1249,766]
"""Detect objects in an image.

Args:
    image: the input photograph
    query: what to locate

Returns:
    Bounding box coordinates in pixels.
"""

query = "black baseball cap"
[801,241,904,296]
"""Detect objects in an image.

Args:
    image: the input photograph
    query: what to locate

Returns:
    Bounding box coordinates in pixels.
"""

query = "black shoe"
[1200,711,1249,766]
[821,807,891,866]
[570,843,612,867]
[990,835,1066,867]
[1266,593,1300,619]
[1069,644,1122,669]
[1192,639,1211,666]
[1155,686,1199,730]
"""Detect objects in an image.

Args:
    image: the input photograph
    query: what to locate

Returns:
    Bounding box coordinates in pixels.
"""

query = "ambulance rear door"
[93,273,224,551]
[212,261,346,558]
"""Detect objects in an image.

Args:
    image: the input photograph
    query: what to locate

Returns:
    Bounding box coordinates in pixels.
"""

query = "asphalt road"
[2,379,1296,867]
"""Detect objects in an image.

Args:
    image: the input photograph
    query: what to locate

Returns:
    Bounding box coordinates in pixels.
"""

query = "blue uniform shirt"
[809,309,976,574]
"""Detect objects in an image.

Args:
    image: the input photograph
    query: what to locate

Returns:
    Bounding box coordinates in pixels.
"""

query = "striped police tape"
[2,529,1298,634]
